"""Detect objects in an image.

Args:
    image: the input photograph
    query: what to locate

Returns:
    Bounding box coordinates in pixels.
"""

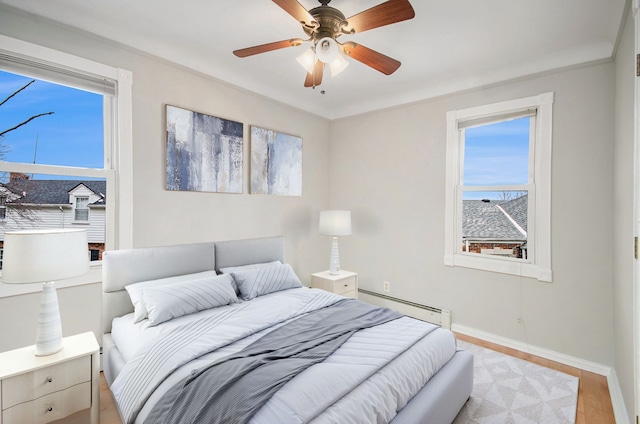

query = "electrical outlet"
[383,281,390,292]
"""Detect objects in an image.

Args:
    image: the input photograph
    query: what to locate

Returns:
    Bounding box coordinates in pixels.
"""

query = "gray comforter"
[144,299,401,424]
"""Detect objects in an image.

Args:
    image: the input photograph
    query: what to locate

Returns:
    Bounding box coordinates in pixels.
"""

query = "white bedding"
[110,287,456,424]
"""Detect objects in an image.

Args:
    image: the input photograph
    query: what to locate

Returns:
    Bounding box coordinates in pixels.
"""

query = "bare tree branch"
[0,78,51,226]
[0,79,35,107]
[0,112,54,138]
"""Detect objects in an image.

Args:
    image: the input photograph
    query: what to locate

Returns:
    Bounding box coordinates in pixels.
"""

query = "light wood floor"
[99,334,616,424]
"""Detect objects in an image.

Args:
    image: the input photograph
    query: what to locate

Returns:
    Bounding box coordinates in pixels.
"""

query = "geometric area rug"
[453,340,579,424]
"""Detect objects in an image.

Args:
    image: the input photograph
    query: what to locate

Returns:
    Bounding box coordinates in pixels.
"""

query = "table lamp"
[319,210,352,275]
[2,228,89,356]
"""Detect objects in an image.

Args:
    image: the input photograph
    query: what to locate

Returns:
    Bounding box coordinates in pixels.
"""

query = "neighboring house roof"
[499,194,527,232]
[2,180,106,206]
[462,195,527,241]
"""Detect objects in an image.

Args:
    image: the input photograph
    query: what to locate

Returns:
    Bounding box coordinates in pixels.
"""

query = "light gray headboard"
[214,237,285,271]
[102,236,284,334]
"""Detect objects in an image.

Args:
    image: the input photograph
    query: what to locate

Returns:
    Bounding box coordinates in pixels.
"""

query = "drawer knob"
[46,405,53,412]
[46,376,53,383]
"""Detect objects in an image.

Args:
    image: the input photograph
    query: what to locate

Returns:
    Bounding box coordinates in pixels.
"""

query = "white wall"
[0,5,331,349]
[330,62,616,365]
[613,10,636,423]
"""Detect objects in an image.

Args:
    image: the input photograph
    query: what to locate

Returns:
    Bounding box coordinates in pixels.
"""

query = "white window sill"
[0,264,102,298]
[445,253,552,282]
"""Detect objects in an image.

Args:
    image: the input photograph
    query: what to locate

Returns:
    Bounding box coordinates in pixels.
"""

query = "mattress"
[110,287,457,424]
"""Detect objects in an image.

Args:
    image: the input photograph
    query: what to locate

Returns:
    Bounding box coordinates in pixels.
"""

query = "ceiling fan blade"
[233,38,304,58]
[344,0,415,34]
[342,42,401,75]
[304,60,324,87]
[272,0,315,26]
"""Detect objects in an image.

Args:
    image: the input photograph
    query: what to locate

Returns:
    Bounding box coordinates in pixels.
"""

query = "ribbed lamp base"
[34,282,63,356]
[328,236,341,275]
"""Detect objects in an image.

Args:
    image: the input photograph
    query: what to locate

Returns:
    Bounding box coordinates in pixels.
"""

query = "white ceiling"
[0,0,628,119]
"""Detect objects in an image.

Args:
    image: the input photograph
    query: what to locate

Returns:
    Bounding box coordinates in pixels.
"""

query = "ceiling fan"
[233,0,415,88]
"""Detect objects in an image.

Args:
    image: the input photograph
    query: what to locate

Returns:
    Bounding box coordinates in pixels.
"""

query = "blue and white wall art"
[166,105,243,193]
[250,126,302,196]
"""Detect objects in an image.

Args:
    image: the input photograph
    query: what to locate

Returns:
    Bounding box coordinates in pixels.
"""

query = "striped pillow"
[232,263,302,301]
[141,273,238,326]
[125,270,218,323]
[219,261,282,294]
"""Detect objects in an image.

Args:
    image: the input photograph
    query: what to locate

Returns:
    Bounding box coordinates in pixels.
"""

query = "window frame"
[0,35,132,296]
[444,92,553,282]
[74,196,90,222]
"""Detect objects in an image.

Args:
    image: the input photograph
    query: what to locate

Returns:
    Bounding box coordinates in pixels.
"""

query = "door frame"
[634,0,640,419]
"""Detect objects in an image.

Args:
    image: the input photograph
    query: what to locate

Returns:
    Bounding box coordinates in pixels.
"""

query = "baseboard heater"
[358,289,451,329]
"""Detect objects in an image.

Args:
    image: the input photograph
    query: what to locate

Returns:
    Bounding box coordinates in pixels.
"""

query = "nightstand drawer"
[311,271,358,299]
[2,381,91,424]
[341,289,357,299]
[332,276,356,295]
[2,356,90,409]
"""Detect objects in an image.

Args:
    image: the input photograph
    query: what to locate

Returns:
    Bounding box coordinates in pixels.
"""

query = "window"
[0,71,104,257]
[0,196,5,220]
[74,196,89,221]
[444,93,553,282]
[90,249,100,261]
[0,35,133,268]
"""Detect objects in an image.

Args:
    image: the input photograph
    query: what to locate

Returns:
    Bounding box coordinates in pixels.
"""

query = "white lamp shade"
[329,53,349,76]
[2,228,89,284]
[296,47,318,74]
[315,37,339,64]
[319,210,352,236]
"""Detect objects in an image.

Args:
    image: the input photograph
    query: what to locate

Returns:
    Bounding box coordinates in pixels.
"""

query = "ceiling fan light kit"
[315,37,339,63]
[328,52,349,77]
[296,47,318,74]
[233,0,415,88]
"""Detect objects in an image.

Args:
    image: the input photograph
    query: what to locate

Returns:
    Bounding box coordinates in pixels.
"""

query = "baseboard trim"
[452,324,631,424]
[452,324,609,374]
[606,368,632,424]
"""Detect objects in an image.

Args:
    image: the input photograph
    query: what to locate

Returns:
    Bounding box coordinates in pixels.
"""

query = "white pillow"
[141,273,238,326]
[125,270,217,323]
[219,261,282,294]
[231,263,302,301]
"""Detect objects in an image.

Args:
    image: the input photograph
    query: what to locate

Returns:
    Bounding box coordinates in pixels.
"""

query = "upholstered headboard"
[102,236,284,334]
[214,237,285,271]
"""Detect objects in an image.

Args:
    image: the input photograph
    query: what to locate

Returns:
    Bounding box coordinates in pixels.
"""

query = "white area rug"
[453,340,579,424]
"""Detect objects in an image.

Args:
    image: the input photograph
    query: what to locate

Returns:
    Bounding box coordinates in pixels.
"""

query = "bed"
[102,236,473,424]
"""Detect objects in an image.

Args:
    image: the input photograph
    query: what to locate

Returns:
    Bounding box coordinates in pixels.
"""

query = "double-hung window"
[444,93,553,282]
[0,35,133,264]
[74,196,90,222]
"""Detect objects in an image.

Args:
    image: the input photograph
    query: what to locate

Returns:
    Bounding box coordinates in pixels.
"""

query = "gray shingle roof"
[499,194,527,232]
[462,195,527,241]
[3,180,106,206]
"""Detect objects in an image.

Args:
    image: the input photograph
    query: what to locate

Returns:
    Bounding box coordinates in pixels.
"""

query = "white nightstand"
[0,332,100,424]
[311,270,358,299]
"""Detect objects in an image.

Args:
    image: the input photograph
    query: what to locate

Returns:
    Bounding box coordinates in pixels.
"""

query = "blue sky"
[0,70,103,173]
[462,116,529,200]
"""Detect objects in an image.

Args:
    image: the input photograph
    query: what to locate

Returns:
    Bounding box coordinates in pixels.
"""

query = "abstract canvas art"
[250,126,302,196]
[166,105,243,193]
